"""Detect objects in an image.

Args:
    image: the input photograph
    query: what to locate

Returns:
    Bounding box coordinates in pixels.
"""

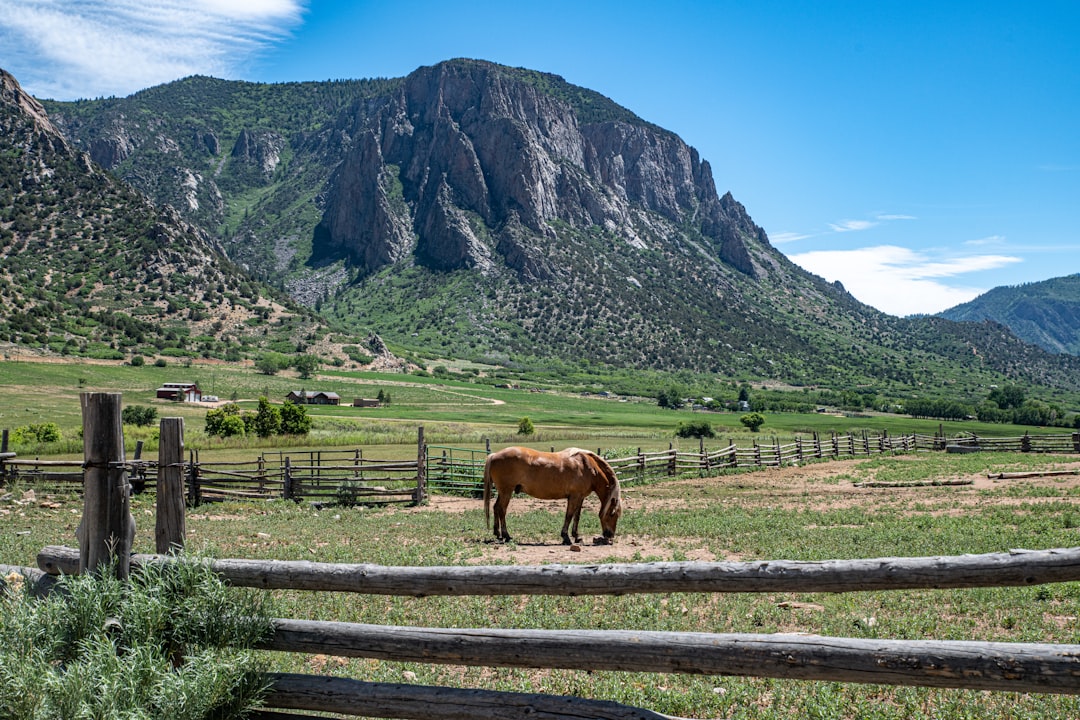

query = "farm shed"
[155,382,201,402]
[353,398,381,408]
[286,390,341,406]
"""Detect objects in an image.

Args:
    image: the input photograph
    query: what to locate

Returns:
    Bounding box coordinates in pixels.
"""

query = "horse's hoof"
[561,537,572,546]
[592,536,610,545]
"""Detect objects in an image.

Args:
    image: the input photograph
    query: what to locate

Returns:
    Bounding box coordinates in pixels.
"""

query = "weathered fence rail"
[37,544,1080,596]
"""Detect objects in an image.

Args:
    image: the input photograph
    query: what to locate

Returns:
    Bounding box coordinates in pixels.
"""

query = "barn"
[155,382,202,402]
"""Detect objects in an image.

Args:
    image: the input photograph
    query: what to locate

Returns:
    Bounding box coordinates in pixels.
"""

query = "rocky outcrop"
[315,60,763,279]
[89,131,134,168]
[231,128,285,177]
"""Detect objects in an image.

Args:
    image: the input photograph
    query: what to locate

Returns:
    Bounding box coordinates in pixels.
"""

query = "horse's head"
[588,453,622,544]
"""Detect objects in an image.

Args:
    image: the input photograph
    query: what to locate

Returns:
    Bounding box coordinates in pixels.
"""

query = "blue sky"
[1,1,1077,316]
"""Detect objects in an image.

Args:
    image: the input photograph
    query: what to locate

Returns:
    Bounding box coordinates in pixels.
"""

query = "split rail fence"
[4,426,1080,502]
[3,394,1080,719]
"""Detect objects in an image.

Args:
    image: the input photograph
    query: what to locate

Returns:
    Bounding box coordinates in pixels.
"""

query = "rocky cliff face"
[314,60,761,280]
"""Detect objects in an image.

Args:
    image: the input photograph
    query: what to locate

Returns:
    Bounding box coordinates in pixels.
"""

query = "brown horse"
[483,446,622,545]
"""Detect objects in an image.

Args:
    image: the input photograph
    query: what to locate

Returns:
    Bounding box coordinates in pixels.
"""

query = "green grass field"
[0,359,1066,462]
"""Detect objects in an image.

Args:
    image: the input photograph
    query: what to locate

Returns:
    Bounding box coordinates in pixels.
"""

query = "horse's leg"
[570,501,584,545]
[562,496,586,545]
[494,491,512,542]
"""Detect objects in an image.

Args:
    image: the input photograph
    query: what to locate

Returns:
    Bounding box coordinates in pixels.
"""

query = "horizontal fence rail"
[37,546,1080,596]
[260,620,1080,696]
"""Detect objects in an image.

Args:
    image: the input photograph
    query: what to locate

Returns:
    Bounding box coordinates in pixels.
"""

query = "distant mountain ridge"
[939,274,1080,355]
[6,59,1079,400]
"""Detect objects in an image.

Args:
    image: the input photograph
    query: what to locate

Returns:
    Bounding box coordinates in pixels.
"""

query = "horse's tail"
[483,455,493,530]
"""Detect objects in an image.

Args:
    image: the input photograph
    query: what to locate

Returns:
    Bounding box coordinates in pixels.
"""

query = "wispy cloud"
[0,0,305,100]
[828,219,877,233]
[769,231,814,245]
[964,235,1007,247]
[788,245,1022,316]
[875,213,916,221]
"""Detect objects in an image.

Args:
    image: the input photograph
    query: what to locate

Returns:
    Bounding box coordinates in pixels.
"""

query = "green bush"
[280,400,311,435]
[740,412,766,432]
[675,419,715,438]
[121,405,157,427]
[12,422,62,444]
[0,561,272,719]
[517,416,535,435]
[205,403,245,438]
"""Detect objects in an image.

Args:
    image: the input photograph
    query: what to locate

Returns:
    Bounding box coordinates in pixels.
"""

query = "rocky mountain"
[18,59,1080,399]
[0,68,335,363]
[939,275,1080,355]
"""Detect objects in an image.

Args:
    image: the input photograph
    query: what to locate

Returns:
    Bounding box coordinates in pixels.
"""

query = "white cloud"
[0,0,305,99]
[875,213,916,221]
[769,231,813,245]
[788,245,1022,316]
[963,235,1006,247]
[828,219,877,233]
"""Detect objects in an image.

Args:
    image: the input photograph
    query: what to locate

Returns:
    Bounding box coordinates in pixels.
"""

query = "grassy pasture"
[0,359,1065,463]
[3,449,1080,718]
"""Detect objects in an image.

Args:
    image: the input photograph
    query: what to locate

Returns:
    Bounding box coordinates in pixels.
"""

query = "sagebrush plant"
[0,561,274,720]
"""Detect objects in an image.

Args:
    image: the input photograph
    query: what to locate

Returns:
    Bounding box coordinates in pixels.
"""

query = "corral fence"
[3,393,1080,719]
[4,425,1080,502]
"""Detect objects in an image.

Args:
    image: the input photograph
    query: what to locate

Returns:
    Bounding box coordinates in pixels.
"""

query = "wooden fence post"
[156,418,186,554]
[0,428,9,486]
[1022,432,1032,453]
[284,457,293,501]
[78,392,133,578]
[667,443,676,476]
[187,449,201,507]
[1073,433,1080,453]
[416,426,427,504]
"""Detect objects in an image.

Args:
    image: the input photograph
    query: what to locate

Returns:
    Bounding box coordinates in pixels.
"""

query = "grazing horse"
[483,446,622,545]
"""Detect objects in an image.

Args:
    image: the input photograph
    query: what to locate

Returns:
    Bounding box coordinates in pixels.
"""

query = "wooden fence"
[4,425,1080,502]
[4,394,1080,719]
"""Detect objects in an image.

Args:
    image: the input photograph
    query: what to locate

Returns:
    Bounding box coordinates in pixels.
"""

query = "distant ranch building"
[353,398,382,408]
[286,390,341,406]
[156,382,202,402]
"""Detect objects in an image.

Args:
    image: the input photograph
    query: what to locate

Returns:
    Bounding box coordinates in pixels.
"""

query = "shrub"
[122,405,157,427]
[740,412,766,432]
[11,422,62,444]
[0,561,272,718]
[252,397,281,438]
[154,358,167,368]
[129,354,145,367]
[254,352,288,376]
[675,419,715,438]
[280,400,311,435]
[517,417,535,435]
[205,403,244,438]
